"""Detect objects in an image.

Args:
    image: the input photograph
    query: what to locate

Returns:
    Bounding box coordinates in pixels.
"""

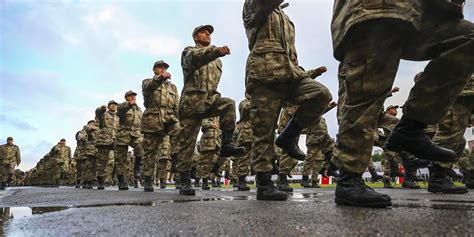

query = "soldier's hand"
[217,46,231,56]
[317,66,327,74]
[161,72,171,80]
[328,101,337,108]
[391,87,400,93]
[100,105,107,112]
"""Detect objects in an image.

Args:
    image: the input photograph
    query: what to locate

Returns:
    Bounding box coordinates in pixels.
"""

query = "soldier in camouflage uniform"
[105,150,115,186]
[176,25,246,196]
[235,95,252,191]
[276,103,299,193]
[331,0,474,207]
[142,60,180,192]
[49,139,72,186]
[81,120,99,189]
[155,135,171,189]
[243,1,332,201]
[197,117,221,190]
[0,137,21,189]
[116,90,144,190]
[73,130,87,188]
[431,74,474,193]
[94,100,119,190]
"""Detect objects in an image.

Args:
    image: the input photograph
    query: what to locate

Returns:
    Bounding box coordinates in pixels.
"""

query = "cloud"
[0,114,37,131]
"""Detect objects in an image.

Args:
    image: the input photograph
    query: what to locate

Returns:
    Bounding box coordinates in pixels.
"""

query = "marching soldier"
[0,137,21,189]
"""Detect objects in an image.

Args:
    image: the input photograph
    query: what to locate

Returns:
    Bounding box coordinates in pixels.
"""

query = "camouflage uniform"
[176,44,237,172]
[50,143,72,185]
[331,0,474,173]
[155,135,171,181]
[82,124,99,184]
[105,150,115,185]
[197,117,221,179]
[236,97,252,176]
[277,104,299,176]
[95,106,119,179]
[116,102,144,177]
[304,118,334,184]
[434,76,474,170]
[243,1,332,173]
[142,75,180,178]
[72,142,85,185]
[0,140,21,186]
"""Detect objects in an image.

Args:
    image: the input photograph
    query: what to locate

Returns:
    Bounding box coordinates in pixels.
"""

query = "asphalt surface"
[1,186,473,236]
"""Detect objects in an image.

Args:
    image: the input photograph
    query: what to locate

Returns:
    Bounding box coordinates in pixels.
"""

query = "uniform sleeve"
[182,46,221,76]
[243,0,283,28]
[239,100,250,121]
[15,146,21,165]
[142,75,165,96]
[306,69,322,79]
[117,102,133,118]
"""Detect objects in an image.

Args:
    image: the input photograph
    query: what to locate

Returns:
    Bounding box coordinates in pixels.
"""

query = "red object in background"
[398,166,405,184]
[224,179,229,186]
[321,176,330,185]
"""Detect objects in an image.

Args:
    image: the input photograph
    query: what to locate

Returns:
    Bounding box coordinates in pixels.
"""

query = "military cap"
[192,25,214,37]
[60,138,66,142]
[108,100,118,105]
[124,90,137,97]
[88,120,96,124]
[6,137,13,141]
[153,60,169,69]
[386,105,399,111]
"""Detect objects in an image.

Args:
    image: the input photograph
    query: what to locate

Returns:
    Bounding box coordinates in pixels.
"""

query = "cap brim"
[194,25,214,36]
[155,63,169,69]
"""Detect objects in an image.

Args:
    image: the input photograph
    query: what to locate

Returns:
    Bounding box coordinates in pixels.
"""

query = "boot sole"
[179,191,196,196]
[257,195,288,201]
[335,197,392,208]
[275,140,306,161]
[385,142,455,162]
[144,189,154,192]
[427,188,468,194]
[237,188,251,191]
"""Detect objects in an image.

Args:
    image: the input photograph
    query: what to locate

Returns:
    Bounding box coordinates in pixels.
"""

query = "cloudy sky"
[1,0,473,170]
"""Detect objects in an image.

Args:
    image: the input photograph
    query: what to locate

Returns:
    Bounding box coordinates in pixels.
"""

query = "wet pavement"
[1,186,473,236]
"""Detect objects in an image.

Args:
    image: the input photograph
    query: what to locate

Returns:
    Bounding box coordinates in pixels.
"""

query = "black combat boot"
[144,176,154,192]
[335,170,392,207]
[383,177,394,189]
[369,167,383,182]
[97,176,105,190]
[86,181,93,189]
[275,118,305,160]
[160,179,167,189]
[232,177,238,188]
[402,175,420,189]
[301,175,311,188]
[81,181,87,189]
[211,179,217,187]
[256,172,288,201]
[194,178,201,187]
[400,151,430,169]
[179,171,196,196]
[220,130,247,157]
[385,117,456,162]
[134,157,142,179]
[465,171,474,189]
[277,174,293,192]
[202,178,210,190]
[428,165,468,194]
[117,175,129,190]
[133,180,139,188]
[75,179,81,188]
[311,179,321,188]
[0,182,4,190]
[324,151,340,178]
[237,176,250,191]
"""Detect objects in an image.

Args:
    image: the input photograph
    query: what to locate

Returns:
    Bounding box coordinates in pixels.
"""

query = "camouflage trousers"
[250,78,331,172]
[83,155,97,182]
[382,150,400,178]
[302,148,326,181]
[333,18,474,173]
[75,159,86,181]
[434,96,474,169]
[176,96,236,172]
[197,150,218,179]
[235,142,252,176]
[105,158,115,184]
[143,123,179,178]
[95,145,114,178]
[155,158,169,180]
[0,163,15,182]
[279,152,299,175]
[459,150,474,172]
[115,136,144,176]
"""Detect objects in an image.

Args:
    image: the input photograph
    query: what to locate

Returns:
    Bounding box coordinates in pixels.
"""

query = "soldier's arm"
[117,102,134,118]
[173,86,180,115]
[15,146,21,165]
[142,75,166,94]
[306,66,327,79]
[239,100,250,121]
[244,0,284,27]
[182,46,222,73]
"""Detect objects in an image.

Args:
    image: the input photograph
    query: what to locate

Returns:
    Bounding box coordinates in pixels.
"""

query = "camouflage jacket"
[243,0,307,92]
[116,102,143,145]
[179,45,223,116]
[95,108,119,146]
[459,74,474,97]
[277,103,298,134]
[0,144,21,165]
[331,0,423,60]
[142,76,179,133]
[82,124,98,157]
[50,144,72,164]
[237,98,252,145]
[200,117,221,151]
